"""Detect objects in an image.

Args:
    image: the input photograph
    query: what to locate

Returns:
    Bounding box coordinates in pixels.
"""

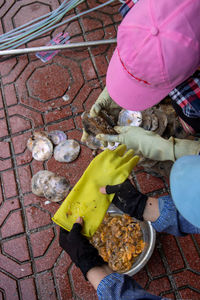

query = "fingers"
[128,155,140,169]
[100,186,106,194]
[75,216,84,226]
[101,140,108,148]
[96,133,120,143]
[119,149,135,165]
[90,104,101,117]
[71,217,83,233]
[117,155,139,175]
[114,126,130,134]
[81,129,89,142]
[113,144,127,156]
[106,183,122,194]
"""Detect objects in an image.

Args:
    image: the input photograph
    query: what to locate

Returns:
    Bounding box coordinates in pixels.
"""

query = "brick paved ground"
[0,1,200,299]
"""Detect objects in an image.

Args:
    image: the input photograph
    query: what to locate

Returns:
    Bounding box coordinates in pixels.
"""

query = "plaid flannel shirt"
[120,1,200,123]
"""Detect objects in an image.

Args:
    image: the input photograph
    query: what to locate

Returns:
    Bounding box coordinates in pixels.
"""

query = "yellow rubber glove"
[96,126,200,162]
[52,145,139,237]
[90,87,121,118]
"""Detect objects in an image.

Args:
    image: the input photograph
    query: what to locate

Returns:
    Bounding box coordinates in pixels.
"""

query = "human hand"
[53,144,139,237]
[100,179,148,220]
[97,126,176,161]
[81,128,89,143]
[59,217,105,279]
[90,87,121,118]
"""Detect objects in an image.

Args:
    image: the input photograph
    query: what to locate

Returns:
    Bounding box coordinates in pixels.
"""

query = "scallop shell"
[31,170,54,196]
[32,137,53,161]
[85,135,102,150]
[81,111,116,136]
[149,113,158,131]
[54,140,80,162]
[27,131,49,152]
[118,110,142,127]
[153,110,168,136]
[43,175,70,202]
[31,170,70,202]
[141,113,152,130]
[34,131,49,139]
[48,130,67,145]
[27,137,35,152]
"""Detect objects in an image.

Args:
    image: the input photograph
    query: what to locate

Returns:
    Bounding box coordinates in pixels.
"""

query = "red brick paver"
[0,1,200,300]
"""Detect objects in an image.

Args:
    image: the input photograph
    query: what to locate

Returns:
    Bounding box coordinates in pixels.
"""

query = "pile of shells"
[31,170,70,202]
[81,102,187,176]
[27,130,80,163]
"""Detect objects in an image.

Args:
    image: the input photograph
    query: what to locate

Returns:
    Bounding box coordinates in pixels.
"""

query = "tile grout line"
[0,77,40,300]
[157,236,181,299]
[75,7,104,90]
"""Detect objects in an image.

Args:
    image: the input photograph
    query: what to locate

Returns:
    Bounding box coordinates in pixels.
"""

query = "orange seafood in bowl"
[90,213,145,273]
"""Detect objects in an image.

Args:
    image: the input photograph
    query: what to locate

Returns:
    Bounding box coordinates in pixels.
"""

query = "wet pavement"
[0,1,200,299]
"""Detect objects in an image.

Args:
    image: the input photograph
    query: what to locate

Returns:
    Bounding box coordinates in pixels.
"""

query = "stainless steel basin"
[107,204,156,276]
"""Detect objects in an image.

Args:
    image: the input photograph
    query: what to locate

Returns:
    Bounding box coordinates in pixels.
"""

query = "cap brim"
[106,48,171,111]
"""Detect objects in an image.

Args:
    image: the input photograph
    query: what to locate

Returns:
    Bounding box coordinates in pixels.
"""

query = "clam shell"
[153,110,168,136]
[141,113,152,130]
[34,131,49,139]
[85,135,102,150]
[150,113,159,131]
[43,175,70,202]
[27,137,34,152]
[32,137,53,161]
[54,140,80,162]
[27,131,49,152]
[48,130,67,145]
[31,170,70,202]
[118,110,142,127]
[31,170,54,196]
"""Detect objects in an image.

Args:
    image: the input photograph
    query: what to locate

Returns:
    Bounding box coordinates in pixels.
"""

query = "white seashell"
[54,140,80,162]
[27,131,49,152]
[31,170,70,202]
[118,110,142,127]
[48,130,67,145]
[27,137,34,152]
[32,137,53,161]
[43,175,70,202]
[31,170,54,196]
[34,131,49,139]
[85,135,102,150]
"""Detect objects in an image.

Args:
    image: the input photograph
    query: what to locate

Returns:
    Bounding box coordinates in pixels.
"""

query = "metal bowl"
[107,204,156,276]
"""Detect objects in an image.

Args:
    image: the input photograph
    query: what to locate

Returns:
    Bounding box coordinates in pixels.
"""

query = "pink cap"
[106,0,200,111]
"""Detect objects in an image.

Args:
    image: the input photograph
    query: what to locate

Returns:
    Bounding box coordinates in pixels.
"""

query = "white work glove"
[96,126,200,162]
[90,87,121,118]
